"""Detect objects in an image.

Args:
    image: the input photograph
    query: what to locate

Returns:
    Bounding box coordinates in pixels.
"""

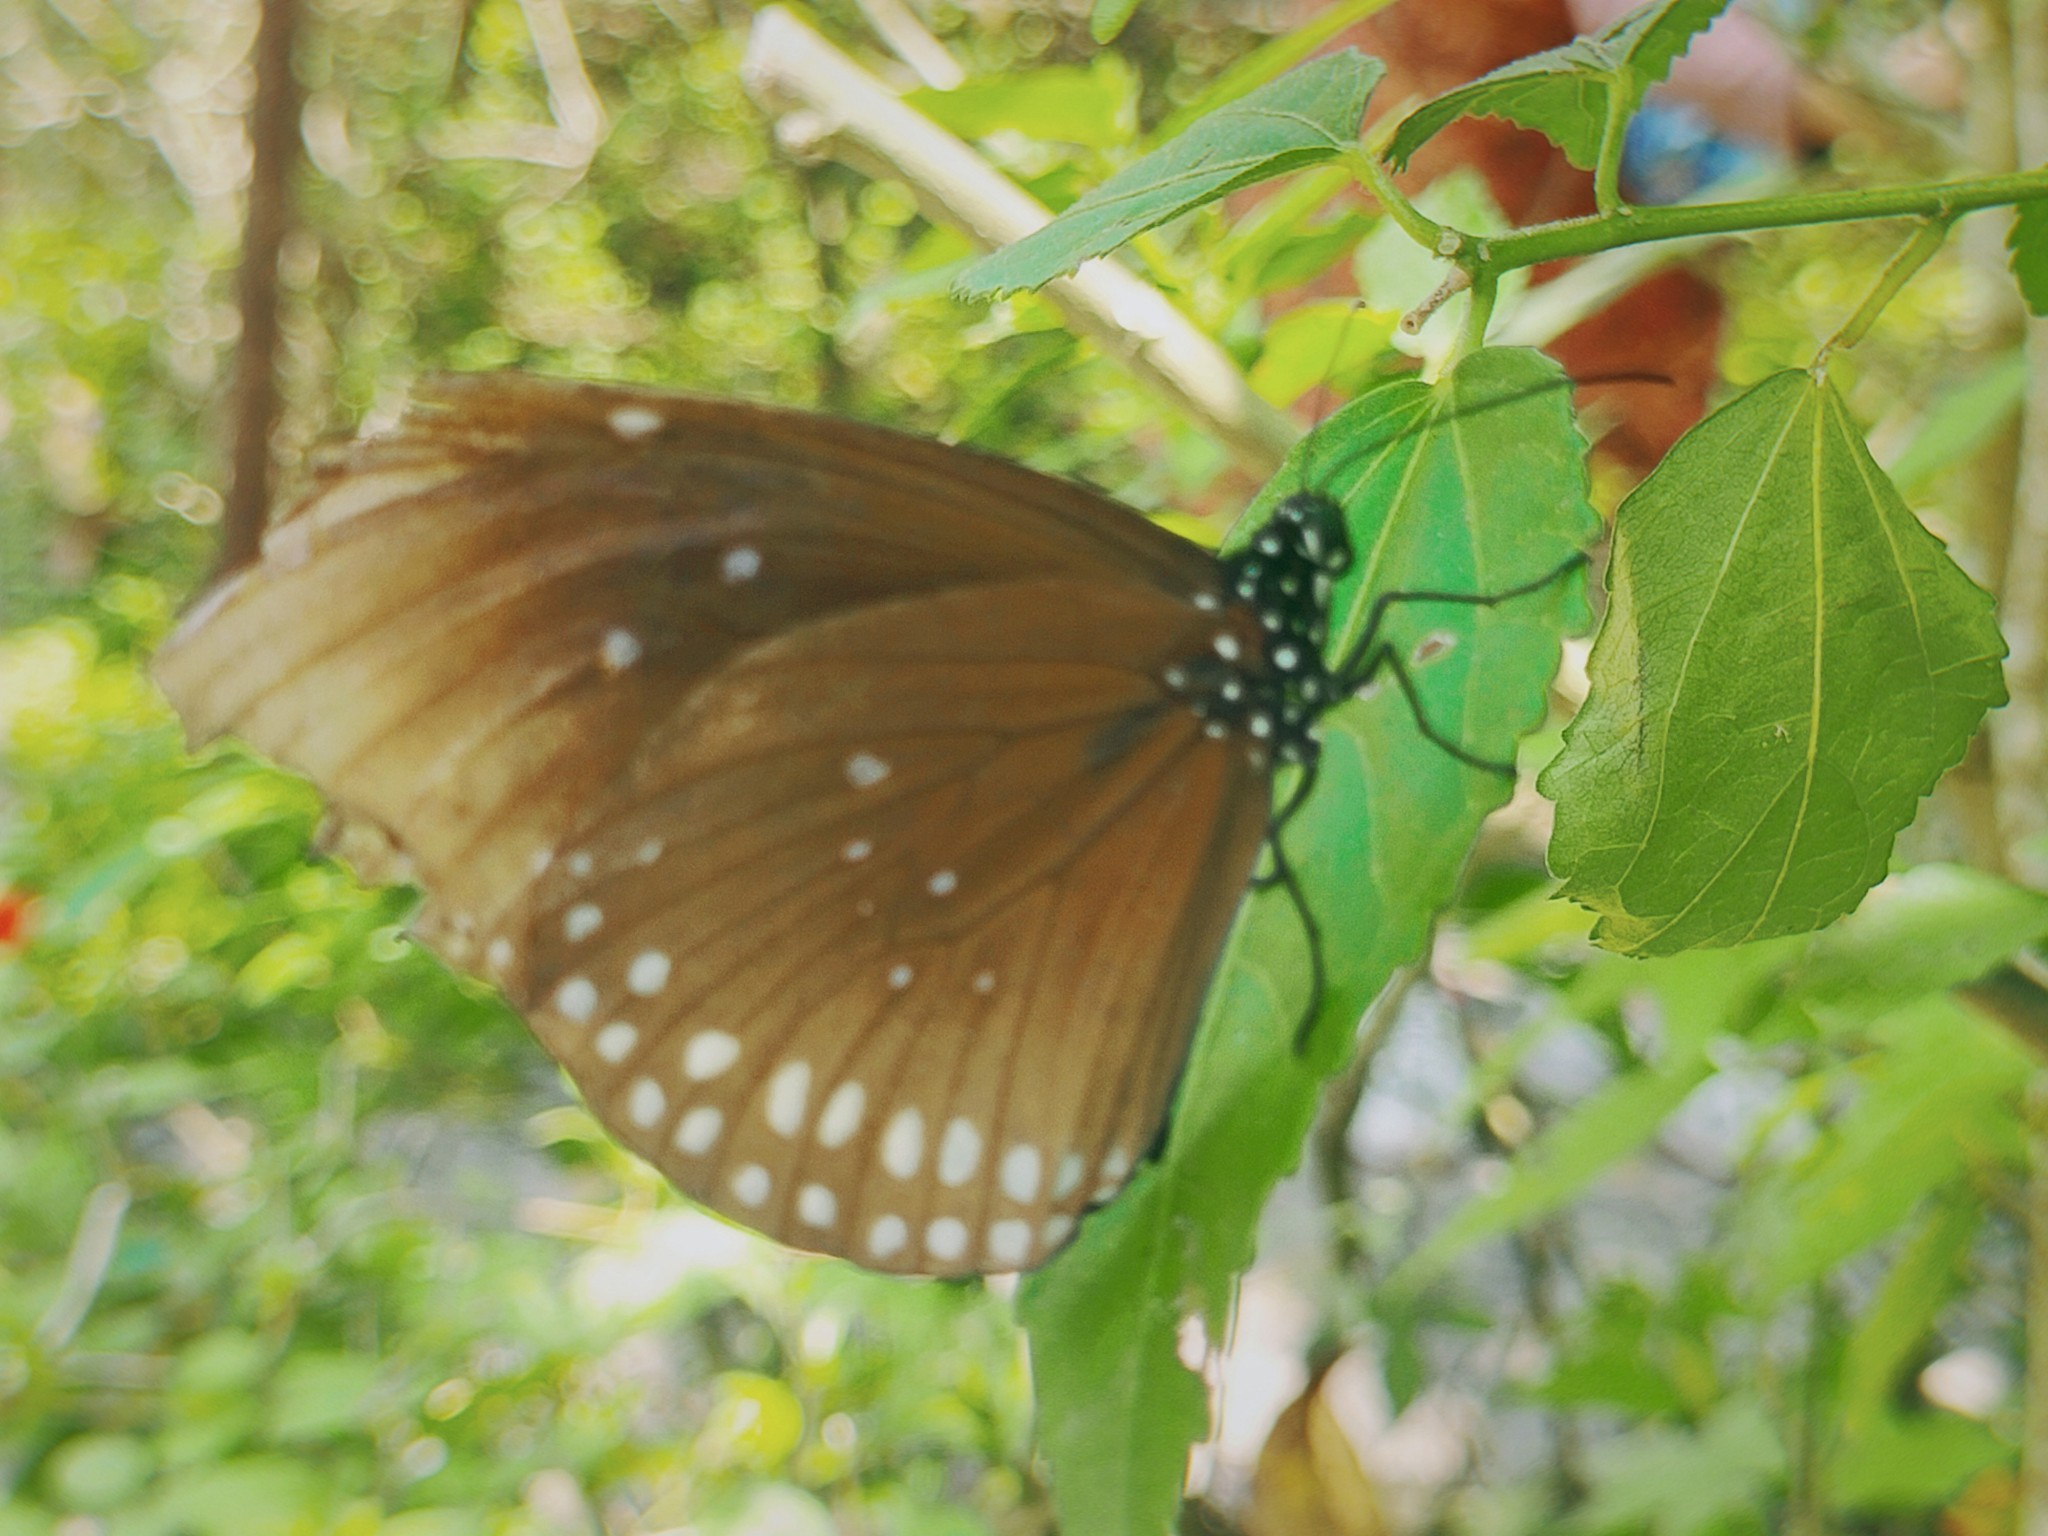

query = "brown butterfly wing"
[154,373,1272,1274]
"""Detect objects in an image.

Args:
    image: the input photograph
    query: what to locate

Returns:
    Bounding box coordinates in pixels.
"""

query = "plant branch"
[741,6,1297,477]
[220,0,301,577]
[1458,166,2048,273]
[1348,145,1448,256]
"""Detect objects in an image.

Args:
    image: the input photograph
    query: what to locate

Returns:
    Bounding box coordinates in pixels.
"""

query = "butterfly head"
[1168,490,1353,771]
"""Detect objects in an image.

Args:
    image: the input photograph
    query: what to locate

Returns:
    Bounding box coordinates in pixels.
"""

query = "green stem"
[1349,146,1448,256]
[1476,166,2048,271]
[1816,214,1955,362]
[1460,261,1499,356]
[1592,77,1632,217]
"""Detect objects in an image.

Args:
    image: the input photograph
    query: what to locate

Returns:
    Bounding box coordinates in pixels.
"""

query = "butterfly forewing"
[154,374,1275,1274]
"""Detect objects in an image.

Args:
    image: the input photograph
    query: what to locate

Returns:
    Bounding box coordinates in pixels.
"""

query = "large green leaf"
[1386,0,1732,171]
[1543,370,2008,956]
[954,51,1382,299]
[1021,347,1597,1536]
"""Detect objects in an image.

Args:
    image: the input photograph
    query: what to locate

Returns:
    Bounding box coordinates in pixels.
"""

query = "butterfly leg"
[1250,760,1329,1051]
[1335,551,1588,776]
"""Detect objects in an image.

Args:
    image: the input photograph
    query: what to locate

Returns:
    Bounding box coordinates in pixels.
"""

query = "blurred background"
[2,0,2043,1531]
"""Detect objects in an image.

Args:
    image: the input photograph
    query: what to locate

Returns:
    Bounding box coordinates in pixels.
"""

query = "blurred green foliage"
[5,0,2046,1533]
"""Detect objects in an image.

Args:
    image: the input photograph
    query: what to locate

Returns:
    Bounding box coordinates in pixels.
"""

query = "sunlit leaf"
[1022,348,1596,1536]
[955,52,1383,298]
[1544,370,2008,955]
[1386,0,1734,171]
[2007,199,2048,316]
[909,57,1138,149]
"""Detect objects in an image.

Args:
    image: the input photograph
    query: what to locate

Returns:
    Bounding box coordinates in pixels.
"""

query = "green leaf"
[1828,1410,2011,1513]
[1088,0,1142,44]
[1021,348,1597,1536]
[1735,997,2029,1296]
[1147,0,1403,143]
[1246,300,1396,405]
[1885,352,2027,492]
[2008,198,2048,316]
[1576,1398,1784,1536]
[1389,942,1791,1291]
[1789,862,2048,1031]
[908,58,1138,150]
[955,52,1383,299]
[1543,370,2009,956]
[1835,1193,1982,1444]
[1386,0,1734,171]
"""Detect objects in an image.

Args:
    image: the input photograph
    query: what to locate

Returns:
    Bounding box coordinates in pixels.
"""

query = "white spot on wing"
[595,1021,638,1062]
[1213,632,1242,662]
[627,1078,665,1128]
[566,851,594,878]
[765,1059,813,1138]
[844,752,891,788]
[972,970,996,995]
[599,628,643,672]
[926,869,957,897]
[675,1106,722,1153]
[988,1219,1032,1267]
[1000,1144,1042,1204]
[841,838,872,863]
[925,1217,968,1262]
[683,1030,740,1080]
[564,903,603,942]
[627,950,671,996]
[720,545,762,583]
[868,1214,907,1259]
[1052,1152,1086,1199]
[881,1108,924,1179]
[635,838,664,865]
[937,1119,982,1186]
[797,1183,837,1228]
[817,1082,865,1147]
[1095,1147,1133,1200]
[1041,1213,1076,1249]
[887,963,914,990]
[554,977,598,1024]
[608,404,663,440]
[486,937,514,972]
[731,1163,771,1207]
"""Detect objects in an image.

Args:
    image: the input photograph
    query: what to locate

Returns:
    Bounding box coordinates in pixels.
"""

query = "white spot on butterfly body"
[720,545,763,584]
[627,1079,666,1128]
[925,1217,968,1262]
[1000,1145,1043,1204]
[988,1219,1032,1267]
[595,1022,638,1062]
[1041,1213,1076,1249]
[683,1030,740,1080]
[841,838,872,863]
[675,1107,722,1153]
[971,971,997,995]
[564,903,603,942]
[881,1109,924,1178]
[1053,1152,1086,1199]
[599,628,643,672]
[554,977,598,1023]
[845,752,891,788]
[887,963,914,990]
[627,950,671,995]
[817,1082,865,1147]
[797,1184,838,1228]
[765,1060,813,1137]
[1273,644,1300,672]
[608,404,664,440]
[868,1214,908,1259]
[938,1119,982,1186]
[926,869,958,897]
[732,1164,771,1208]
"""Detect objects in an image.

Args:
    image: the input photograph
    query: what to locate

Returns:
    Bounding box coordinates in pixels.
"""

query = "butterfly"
[153,368,1583,1277]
